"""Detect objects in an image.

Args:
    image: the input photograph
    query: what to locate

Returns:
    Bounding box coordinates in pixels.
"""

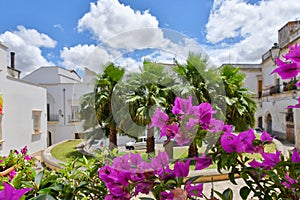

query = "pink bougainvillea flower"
[172,96,193,115]
[261,150,281,169]
[291,148,300,163]
[185,118,198,131]
[238,129,256,153]
[129,152,142,167]
[220,132,242,153]
[249,159,263,168]
[160,123,179,139]
[151,151,169,170]
[174,129,190,146]
[222,124,233,134]
[288,97,300,109]
[194,155,212,170]
[20,146,28,155]
[9,170,16,181]
[295,81,300,87]
[161,191,174,200]
[24,155,32,161]
[134,181,154,196]
[185,181,204,198]
[174,160,190,178]
[283,44,300,62]
[282,172,298,190]
[0,182,32,200]
[150,108,168,129]
[208,118,224,133]
[198,102,214,130]
[260,131,273,143]
[271,57,300,79]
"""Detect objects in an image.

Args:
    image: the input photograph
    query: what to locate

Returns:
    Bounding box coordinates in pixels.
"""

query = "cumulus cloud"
[0,26,56,75]
[60,44,117,73]
[77,0,167,49]
[205,0,300,65]
[63,0,208,73]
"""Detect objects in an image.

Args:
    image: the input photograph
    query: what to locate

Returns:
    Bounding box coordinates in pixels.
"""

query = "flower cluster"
[272,43,300,108]
[0,146,36,185]
[151,96,216,146]
[99,151,208,199]
[221,129,273,154]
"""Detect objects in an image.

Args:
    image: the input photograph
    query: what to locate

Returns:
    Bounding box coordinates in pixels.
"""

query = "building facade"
[23,66,93,145]
[257,21,300,145]
[0,43,47,155]
[222,21,300,147]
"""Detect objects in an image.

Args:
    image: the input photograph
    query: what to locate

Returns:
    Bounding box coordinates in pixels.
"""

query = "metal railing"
[48,114,59,121]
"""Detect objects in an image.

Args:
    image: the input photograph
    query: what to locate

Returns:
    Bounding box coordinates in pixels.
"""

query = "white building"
[226,21,300,146]
[0,43,47,155]
[257,21,300,146]
[23,66,93,145]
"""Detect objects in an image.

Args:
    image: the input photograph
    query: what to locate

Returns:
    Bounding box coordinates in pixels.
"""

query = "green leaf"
[240,186,251,200]
[30,194,56,200]
[228,172,237,185]
[224,96,237,105]
[185,175,201,184]
[35,171,44,189]
[214,188,233,200]
[223,188,234,200]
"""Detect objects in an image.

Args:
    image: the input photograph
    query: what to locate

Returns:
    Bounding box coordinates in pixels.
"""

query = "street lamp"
[270,43,280,64]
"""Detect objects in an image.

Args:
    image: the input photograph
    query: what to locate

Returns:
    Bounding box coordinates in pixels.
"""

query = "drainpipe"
[63,88,66,125]
[10,52,15,69]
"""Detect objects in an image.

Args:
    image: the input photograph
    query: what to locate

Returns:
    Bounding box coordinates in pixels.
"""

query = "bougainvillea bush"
[1,44,300,200]
[99,44,300,200]
[99,96,300,199]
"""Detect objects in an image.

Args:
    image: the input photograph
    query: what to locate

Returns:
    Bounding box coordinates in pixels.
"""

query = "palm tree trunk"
[188,140,198,158]
[109,124,117,150]
[146,127,155,154]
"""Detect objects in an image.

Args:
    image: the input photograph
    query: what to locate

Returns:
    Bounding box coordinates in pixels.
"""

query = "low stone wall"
[42,140,70,170]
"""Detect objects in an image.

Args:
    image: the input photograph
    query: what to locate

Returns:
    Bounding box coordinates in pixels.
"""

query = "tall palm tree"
[173,53,223,157]
[80,63,124,150]
[220,65,257,132]
[125,61,175,154]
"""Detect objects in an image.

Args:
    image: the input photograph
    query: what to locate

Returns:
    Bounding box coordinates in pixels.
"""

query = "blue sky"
[0,0,299,76]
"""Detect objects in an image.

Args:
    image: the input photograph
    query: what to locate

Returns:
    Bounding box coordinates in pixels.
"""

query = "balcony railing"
[68,115,80,123]
[48,114,59,122]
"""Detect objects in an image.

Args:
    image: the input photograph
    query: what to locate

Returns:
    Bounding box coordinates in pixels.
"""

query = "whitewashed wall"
[0,44,47,155]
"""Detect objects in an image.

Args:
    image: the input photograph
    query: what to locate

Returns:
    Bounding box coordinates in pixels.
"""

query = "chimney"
[10,52,15,69]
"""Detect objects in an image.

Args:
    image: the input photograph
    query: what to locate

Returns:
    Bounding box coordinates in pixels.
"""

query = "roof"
[220,63,261,69]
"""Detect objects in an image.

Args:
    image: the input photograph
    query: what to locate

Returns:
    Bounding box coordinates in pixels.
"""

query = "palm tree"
[173,53,223,157]
[125,61,175,154]
[220,65,257,132]
[80,63,124,150]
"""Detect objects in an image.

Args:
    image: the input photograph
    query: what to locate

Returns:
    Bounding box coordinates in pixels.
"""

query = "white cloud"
[0,26,56,75]
[63,0,217,72]
[206,0,300,65]
[77,0,167,49]
[53,24,64,31]
[60,44,117,73]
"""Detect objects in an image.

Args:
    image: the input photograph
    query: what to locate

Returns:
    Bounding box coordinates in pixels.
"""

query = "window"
[70,106,80,122]
[32,110,42,134]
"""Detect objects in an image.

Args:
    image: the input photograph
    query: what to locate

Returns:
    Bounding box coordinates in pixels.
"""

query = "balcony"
[269,85,280,95]
[47,114,59,122]
[68,115,80,123]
